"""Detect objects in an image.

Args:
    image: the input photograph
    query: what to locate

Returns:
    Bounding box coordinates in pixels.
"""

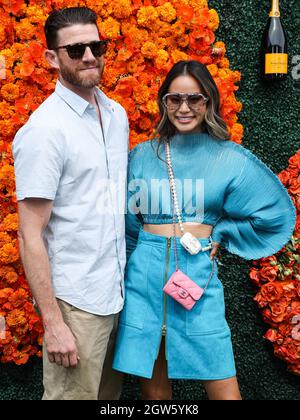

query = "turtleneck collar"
[170,132,211,147]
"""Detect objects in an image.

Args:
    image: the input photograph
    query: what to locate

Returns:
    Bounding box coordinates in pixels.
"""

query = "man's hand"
[210,241,220,260]
[44,320,79,368]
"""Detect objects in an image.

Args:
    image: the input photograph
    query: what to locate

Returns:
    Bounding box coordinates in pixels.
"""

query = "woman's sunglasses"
[162,93,209,111]
[54,40,109,60]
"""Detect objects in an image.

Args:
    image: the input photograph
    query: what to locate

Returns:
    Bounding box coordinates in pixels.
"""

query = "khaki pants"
[42,299,123,400]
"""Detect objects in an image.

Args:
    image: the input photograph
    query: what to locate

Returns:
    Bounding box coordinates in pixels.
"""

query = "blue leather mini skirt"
[113,229,236,380]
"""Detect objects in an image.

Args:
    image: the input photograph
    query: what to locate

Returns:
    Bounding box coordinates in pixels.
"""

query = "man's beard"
[59,61,104,89]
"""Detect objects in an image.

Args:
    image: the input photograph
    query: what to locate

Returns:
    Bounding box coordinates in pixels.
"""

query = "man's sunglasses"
[162,93,209,111]
[54,40,109,60]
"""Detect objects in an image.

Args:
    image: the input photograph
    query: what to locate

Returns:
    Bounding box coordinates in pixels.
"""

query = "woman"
[113,61,296,400]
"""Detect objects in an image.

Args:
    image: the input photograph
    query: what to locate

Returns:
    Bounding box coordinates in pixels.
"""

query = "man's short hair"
[44,7,98,49]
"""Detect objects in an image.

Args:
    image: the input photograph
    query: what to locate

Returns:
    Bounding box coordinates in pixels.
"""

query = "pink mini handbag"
[163,270,205,311]
[163,142,215,311]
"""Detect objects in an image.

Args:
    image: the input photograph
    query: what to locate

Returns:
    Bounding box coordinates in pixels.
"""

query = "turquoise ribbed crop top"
[126,133,296,260]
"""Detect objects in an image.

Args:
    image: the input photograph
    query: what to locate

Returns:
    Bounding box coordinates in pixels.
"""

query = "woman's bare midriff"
[143,223,213,238]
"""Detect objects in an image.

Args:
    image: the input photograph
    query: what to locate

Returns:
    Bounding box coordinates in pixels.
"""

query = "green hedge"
[1,0,300,400]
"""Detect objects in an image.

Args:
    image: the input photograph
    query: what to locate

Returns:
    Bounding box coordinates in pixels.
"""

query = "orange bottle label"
[265,53,288,74]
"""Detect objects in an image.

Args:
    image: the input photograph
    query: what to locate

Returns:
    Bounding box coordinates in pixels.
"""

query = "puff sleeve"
[211,144,296,260]
[126,144,144,260]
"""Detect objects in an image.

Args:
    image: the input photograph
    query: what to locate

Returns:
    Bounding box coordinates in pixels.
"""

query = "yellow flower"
[100,17,121,39]
[230,70,242,83]
[176,34,189,48]
[172,21,185,37]
[121,17,139,35]
[218,68,230,79]
[137,6,159,27]
[125,27,149,49]
[0,242,19,264]
[157,3,177,23]
[4,270,18,285]
[141,41,158,59]
[1,83,20,102]
[157,22,173,38]
[117,48,133,62]
[171,50,188,63]
[208,9,219,32]
[155,50,169,69]
[188,0,208,12]
[207,64,218,77]
[147,100,159,115]
[0,101,14,119]
[86,0,113,18]
[25,5,47,25]
[127,55,145,74]
[101,67,120,88]
[15,18,37,41]
[169,0,189,7]
[229,123,244,144]
[155,37,167,50]
[134,85,150,105]
[1,213,18,232]
[112,0,132,19]
[219,58,230,69]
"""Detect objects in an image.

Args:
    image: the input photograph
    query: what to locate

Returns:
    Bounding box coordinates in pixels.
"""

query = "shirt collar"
[55,80,113,117]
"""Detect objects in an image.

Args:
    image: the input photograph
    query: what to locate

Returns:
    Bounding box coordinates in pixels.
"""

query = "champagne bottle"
[261,0,288,81]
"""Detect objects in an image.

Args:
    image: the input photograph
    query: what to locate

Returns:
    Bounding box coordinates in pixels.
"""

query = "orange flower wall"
[250,151,300,376]
[1,0,295,372]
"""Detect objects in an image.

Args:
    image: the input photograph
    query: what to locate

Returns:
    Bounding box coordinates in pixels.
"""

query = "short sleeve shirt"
[13,80,129,315]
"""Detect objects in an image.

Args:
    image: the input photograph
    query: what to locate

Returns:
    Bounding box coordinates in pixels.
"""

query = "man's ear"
[44,49,60,70]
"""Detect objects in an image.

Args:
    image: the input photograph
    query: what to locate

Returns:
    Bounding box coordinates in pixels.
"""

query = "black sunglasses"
[54,40,109,60]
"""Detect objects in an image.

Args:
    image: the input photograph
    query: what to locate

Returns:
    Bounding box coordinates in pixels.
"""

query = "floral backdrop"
[0,0,299,374]
[250,151,300,376]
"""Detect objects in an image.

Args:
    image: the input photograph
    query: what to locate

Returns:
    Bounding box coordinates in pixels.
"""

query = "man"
[12,7,128,400]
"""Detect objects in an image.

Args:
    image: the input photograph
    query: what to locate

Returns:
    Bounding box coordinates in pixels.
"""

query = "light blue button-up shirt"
[13,81,129,315]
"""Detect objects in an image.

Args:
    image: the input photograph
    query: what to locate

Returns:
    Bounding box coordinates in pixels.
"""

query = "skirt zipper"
[162,237,171,336]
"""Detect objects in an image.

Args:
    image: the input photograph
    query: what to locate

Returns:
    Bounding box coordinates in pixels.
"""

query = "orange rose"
[275,339,300,364]
[262,308,278,326]
[249,268,262,287]
[289,177,300,195]
[296,284,300,298]
[278,170,292,186]
[288,154,300,172]
[254,292,268,308]
[269,297,289,323]
[261,282,284,303]
[260,265,279,282]
[278,322,293,338]
[282,282,298,300]
[264,329,278,343]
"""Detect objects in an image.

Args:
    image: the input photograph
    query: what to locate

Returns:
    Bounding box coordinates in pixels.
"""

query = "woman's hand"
[210,241,220,260]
